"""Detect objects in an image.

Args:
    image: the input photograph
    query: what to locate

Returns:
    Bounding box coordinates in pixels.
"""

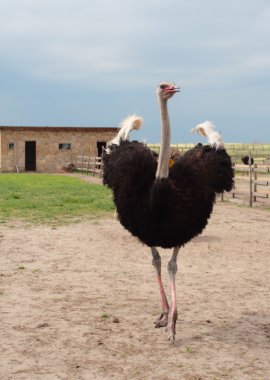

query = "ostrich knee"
[151,247,161,276]
[167,259,178,280]
[168,246,180,280]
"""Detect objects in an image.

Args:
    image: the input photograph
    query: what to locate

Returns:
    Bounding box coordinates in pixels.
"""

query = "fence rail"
[230,163,270,207]
[75,155,103,176]
[73,153,270,208]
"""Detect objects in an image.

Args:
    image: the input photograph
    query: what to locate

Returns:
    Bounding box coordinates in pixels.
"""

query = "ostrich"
[241,155,254,165]
[102,82,234,343]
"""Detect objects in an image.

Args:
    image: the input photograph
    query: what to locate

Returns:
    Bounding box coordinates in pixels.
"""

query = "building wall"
[0,128,117,172]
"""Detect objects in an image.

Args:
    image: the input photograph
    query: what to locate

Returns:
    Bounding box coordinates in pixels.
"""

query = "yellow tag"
[169,159,174,168]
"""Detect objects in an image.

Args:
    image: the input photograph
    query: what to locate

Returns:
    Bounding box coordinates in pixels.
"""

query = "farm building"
[0,125,118,173]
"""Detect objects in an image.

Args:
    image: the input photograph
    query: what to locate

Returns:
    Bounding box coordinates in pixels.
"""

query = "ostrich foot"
[167,308,178,344]
[154,311,169,328]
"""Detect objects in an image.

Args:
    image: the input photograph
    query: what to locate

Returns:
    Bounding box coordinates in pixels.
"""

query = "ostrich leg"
[167,246,180,343]
[151,247,170,327]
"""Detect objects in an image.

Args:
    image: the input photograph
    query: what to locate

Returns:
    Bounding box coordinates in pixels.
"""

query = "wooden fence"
[229,163,269,207]
[75,155,103,176]
[73,153,269,208]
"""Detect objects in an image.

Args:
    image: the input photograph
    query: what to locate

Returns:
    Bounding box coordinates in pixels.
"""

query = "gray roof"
[0,125,118,132]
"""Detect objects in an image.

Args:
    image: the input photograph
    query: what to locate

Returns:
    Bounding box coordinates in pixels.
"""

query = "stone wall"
[0,128,117,173]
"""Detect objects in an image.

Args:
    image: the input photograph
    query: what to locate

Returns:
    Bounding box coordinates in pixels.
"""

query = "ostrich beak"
[164,85,180,93]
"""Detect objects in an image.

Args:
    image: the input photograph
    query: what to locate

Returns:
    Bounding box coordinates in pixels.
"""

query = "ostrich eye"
[160,84,167,90]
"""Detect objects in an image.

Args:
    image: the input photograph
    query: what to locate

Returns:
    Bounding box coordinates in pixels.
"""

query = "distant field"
[148,143,270,163]
[0,174,114,224]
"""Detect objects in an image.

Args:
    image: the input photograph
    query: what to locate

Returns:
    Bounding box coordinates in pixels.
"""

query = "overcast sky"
[0,0,269,143]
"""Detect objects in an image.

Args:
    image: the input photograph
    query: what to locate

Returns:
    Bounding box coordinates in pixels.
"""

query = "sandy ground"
[1,196,270,379]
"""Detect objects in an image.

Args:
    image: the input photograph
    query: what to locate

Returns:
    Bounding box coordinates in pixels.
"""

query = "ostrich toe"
[154,311,169,328]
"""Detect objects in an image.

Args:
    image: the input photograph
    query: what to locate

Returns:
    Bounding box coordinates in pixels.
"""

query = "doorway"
[96,141,107,157]
[25,141,36,171]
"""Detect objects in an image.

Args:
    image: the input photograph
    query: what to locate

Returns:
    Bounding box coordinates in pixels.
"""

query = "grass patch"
[0,174,114,224]
[185,346,197,354]
[17,265,26,270]
[100,313,110,319]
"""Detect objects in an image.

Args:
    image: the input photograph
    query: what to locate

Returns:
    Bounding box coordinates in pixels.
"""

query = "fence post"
[249,151,253,207]
[87,155,90,174]
[81,153,84,172]
[93,156,96,176]
[253,163,257,202]
[100,157,103,178]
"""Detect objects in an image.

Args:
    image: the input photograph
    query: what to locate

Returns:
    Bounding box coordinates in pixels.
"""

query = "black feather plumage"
[241,155,254,165]
[103,141,234,249]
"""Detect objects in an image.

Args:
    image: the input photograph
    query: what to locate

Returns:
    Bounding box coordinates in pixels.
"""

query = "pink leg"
[151,247,169,327]
[167,246,180,343]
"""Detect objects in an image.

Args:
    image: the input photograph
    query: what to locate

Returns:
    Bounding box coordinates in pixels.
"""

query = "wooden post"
[249,151,253,207]
[232,162,236,198]
[93,156,96,176]
[253,163,257,202]
[87,155,90,174]
[100,157,103,177]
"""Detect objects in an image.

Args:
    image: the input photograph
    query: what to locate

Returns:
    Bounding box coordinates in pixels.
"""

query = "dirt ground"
[1,194,270,379]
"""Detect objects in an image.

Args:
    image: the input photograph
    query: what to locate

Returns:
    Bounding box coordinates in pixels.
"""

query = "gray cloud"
[0,0,269,141]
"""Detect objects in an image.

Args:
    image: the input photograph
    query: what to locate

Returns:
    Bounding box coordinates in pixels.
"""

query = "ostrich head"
[156,82,180,101]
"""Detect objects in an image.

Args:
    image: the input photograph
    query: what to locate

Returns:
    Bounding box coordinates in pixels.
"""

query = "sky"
[0,0,270,143]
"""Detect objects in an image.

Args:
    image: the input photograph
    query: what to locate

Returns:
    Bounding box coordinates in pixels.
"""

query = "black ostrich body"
[103,140,234,249]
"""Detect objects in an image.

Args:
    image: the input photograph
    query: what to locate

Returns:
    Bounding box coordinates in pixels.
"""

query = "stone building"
[0,125,118,173]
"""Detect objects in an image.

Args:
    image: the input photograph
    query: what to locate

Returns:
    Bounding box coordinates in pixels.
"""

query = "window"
[59,143,71,150]
[8,143,15,150]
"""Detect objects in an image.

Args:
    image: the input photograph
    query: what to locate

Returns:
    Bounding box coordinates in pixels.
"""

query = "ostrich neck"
[156,97,171,179]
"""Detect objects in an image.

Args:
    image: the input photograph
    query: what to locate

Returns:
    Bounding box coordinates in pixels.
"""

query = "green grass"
[100,313,110,319]
[0,174,114,224]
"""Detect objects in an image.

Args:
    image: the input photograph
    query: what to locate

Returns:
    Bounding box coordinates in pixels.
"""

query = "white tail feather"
[106,115,144,152]
[191,121,223,148]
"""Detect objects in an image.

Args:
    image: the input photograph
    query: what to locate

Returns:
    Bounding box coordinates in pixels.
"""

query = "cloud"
[0,0,269,142]
[0,0,269,87]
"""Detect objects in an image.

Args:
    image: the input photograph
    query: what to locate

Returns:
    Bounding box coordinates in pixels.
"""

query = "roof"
[0,125,118,132]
